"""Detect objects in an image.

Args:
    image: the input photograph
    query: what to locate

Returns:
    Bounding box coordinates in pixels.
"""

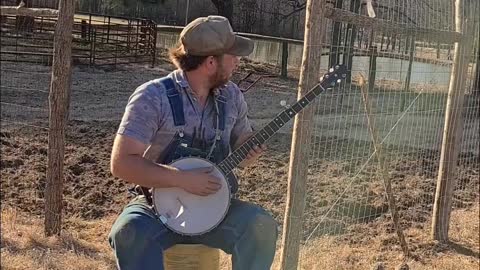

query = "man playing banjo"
[108,15,278,270]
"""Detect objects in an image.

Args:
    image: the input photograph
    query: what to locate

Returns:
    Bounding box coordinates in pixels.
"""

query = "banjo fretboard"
[217,65,347,175]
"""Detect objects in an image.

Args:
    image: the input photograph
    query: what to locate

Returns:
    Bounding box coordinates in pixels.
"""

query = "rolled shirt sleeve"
[117,83,163,145]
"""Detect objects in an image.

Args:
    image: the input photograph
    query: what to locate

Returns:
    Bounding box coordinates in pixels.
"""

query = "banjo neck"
[217,65,347,175]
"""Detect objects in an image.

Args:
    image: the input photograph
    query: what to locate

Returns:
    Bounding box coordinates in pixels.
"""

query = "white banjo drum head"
[152,157,231,235]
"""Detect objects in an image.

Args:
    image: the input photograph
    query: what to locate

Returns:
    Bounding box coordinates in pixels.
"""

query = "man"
[108,16,278,270]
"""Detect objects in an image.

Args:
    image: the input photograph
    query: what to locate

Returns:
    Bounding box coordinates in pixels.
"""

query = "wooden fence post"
[279,0,327,269]
[474,26,480,95]
[44,0,74,236]
[281,41,289,78]
[431,0,474,242]
[343,0,360,84]
[81,19,87,39]
[401,37,415,112]
[328,0,343,68]
[368,45,377,92]
[436,41,441,59]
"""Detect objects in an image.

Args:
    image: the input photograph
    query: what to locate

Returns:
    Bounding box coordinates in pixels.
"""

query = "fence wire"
[1,1,479,269]
[1,52,51,215]
[295,0,479,268]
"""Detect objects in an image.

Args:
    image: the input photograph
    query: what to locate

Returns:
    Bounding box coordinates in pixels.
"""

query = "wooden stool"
[164,244,220,270]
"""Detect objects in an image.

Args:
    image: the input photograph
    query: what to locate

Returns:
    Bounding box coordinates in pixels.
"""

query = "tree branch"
[373,4,417,25]
[281,2,306,21]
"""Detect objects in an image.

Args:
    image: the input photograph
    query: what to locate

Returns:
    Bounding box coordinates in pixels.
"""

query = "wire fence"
[0,12,156,68]
[293,0,479,268]
[0,50,52,214]
[0,57,166,219]
[1,1,479,268]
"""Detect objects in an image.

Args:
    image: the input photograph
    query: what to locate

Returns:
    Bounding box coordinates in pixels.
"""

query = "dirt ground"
[1,57,479,268]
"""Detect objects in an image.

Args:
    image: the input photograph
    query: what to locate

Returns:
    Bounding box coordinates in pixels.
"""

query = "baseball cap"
[180,15,254,56]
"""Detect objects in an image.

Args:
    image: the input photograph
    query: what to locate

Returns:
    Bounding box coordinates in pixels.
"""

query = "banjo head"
[152,157,231,235]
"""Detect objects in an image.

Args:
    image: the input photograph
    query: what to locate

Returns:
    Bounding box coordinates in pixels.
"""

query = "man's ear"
[204,56,218,74]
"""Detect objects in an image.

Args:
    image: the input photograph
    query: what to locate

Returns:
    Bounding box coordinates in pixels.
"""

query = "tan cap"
[180,15,254,56]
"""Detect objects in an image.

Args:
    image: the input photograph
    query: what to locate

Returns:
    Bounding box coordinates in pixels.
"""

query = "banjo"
[152,65,347,235]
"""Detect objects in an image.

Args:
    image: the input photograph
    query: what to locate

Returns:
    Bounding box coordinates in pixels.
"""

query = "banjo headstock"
[319,64,348,88]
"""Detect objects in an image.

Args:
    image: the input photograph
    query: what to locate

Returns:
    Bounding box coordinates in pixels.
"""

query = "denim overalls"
[135,77,239,203]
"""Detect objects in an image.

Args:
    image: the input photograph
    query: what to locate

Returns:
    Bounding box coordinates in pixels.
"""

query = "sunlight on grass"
[1,205,478,270]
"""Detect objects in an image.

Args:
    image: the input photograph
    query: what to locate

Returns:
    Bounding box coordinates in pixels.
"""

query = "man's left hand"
[239,143,267,168]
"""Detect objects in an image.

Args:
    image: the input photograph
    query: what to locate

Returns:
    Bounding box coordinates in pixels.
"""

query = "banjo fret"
[291,103,303,113]
[279,111,290,123]
[224,159,235,171]
[237,146,249,157]
[264,124,275,136]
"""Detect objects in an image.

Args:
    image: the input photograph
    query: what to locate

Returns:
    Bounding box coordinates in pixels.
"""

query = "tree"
[211,0,233,24]
[45,0,75,237]
[237,0,257,33]
[91,0,167,17]
[474,37,480,95]
[473,11,480,95]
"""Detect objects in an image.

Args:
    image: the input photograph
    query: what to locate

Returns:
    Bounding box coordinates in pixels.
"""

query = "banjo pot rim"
[151,156,232,236]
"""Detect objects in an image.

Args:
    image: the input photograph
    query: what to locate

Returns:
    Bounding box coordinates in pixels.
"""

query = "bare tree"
[237,0,257,32]
[475,50,480,95]
[211,0,233,23]
[474,11,480,95]
[45,0,75,236]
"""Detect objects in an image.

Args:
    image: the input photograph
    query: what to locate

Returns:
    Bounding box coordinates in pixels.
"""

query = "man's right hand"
[178,167,222,196]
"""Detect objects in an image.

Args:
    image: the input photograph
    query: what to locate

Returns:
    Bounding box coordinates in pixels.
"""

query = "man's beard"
[210,67,229,89]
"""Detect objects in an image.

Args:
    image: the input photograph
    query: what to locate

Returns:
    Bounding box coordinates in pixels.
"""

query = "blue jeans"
[108,196,278,270]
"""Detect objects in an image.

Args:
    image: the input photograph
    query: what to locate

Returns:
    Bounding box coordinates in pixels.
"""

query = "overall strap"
[215,91,226,131]
[161,77,185,127]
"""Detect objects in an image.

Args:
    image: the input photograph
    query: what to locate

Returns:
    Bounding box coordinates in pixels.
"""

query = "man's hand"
[239,143,267,168]
[233,132,267,168]
[178,167,222,196]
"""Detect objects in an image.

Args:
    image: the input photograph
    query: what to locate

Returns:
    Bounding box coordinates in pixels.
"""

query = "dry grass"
[1,205,478,270]
[1,208,116,270]
[294,209,480,270]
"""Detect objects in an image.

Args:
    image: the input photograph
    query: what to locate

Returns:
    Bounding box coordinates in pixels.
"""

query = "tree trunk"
[15,0,35,32]
[329,0,343,68]
[44,0,74,237]
[343,0,360,83]
[474,34,480,95]
[211,0,233,25]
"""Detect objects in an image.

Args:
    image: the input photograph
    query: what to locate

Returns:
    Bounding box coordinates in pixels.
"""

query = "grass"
[296,205,479,269]
[1,205,478,270]
[1,208,116,270]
